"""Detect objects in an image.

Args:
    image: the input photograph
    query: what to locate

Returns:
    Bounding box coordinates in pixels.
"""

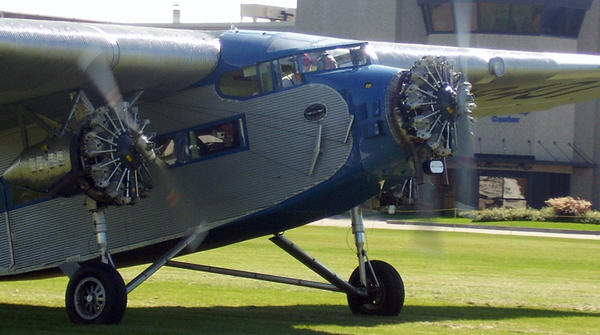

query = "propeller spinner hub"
[116,132,141,169]
[437,82,458,122]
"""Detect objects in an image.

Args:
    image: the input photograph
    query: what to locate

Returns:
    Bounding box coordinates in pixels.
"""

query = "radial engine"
[3,94,156,206]
[387,56,476,162]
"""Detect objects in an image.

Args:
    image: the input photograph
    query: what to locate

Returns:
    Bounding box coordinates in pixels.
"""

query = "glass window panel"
[511,4,543,34]
[259,62,274,93]
[193,121,241,156]
[219,66,260,97]
[157,132,191,166]
[479,197,503,210]
[503,199,527,209]
[479,2,510,32]
[479,176,503,199]
[278,57,301,88]
[503,177,527,200]
[453,2,478,32]
[544,7,586,37]
[428,3,454,32]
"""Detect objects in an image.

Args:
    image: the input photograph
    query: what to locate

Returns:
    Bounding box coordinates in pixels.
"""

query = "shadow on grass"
[0,303,597,334]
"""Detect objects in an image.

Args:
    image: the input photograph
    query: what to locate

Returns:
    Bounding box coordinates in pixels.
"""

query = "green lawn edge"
[365,212,600,231]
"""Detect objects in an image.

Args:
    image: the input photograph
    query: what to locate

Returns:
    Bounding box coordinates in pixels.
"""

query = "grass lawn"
[0,225,598,334]
[366,211,600,232]
[402,217,600,231]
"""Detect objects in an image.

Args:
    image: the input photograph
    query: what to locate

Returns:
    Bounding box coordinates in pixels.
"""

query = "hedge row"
[460,197,600,224]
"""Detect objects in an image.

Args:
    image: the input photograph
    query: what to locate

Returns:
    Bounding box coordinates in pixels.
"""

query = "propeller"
[452,0,477,211]
[385,1,477,225]
[75,48,183,209]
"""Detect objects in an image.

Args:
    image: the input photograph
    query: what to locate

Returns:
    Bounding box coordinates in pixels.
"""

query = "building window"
[419,0,590,38]
[426,3,454,33]
[156,115,248,167]
[478,175,527,209]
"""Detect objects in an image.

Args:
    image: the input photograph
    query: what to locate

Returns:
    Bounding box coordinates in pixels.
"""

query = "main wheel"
[347,260,405,316]
[65,261,127,324]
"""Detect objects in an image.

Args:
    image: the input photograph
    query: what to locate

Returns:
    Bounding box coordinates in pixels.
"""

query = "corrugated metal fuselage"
[0,62,406,277]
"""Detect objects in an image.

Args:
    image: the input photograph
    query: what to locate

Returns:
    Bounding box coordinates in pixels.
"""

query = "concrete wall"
[295,0,397,41]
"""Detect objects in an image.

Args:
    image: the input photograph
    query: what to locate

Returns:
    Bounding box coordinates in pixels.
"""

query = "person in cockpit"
[317,51,338,70]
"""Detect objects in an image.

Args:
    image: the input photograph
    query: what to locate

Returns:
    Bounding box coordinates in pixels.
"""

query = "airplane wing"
[0,18,220,106]
[3,18,600,119]
[371,42,600,117]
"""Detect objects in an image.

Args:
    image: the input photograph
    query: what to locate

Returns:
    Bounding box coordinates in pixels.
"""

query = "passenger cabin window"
[218,45,369,98]
[157,115,247,167]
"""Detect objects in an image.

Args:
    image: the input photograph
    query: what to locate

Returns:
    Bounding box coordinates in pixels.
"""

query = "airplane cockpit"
[217,43,370,99]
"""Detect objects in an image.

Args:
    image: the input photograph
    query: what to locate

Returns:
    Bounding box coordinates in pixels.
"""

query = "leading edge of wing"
[0,18,221,105]
[370,42,600,117]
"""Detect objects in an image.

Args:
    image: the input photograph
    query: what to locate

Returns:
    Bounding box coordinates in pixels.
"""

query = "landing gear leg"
[87,198,114,266]
[64,198,127,324]
[346,206,405,315]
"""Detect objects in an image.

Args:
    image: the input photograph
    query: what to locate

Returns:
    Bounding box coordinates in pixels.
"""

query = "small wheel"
[347,260,404,316]
[65,261,127,324]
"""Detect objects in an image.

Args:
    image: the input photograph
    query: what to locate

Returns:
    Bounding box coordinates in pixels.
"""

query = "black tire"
[346,260,404,316]
[65,261,127,324]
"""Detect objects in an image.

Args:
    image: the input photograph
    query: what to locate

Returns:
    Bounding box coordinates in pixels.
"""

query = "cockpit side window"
[218,45,369,98]
[301,46,368,73]
[277,56,302,88]
[258,62,274,93]
[219,66,260,97]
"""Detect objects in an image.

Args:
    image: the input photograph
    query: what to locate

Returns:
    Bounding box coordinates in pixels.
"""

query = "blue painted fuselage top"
[194,30,409,248]
[208,29,407,175]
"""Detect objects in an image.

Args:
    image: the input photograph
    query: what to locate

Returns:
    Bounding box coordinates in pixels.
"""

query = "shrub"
[459,205,600,225]
[544,196,591,216]
[460,207,543,222]
[538,207,556,221]
[579,210,600,225]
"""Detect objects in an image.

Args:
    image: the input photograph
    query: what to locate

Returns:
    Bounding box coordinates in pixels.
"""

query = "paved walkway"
[309,216,600,240]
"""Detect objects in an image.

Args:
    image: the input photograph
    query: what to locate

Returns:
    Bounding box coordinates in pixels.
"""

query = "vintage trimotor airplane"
[1,17,600,324]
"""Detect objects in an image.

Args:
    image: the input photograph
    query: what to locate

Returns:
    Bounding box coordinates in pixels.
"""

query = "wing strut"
[126,226,208,293]
[162,208,405,315]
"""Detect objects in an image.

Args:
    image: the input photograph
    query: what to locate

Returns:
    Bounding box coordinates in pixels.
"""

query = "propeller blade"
[77,49,123,109]
[452,0,477,211]
[454,0,473,50]
[77,49,186,210]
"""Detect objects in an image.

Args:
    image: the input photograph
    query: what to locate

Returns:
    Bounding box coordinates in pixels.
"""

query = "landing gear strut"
[166,206,405,316]
[346,207,405,315]
[64,198,127,324]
